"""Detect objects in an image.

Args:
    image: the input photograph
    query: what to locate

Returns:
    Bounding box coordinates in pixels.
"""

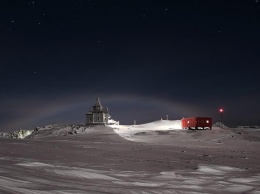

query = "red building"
[181,117,212,130]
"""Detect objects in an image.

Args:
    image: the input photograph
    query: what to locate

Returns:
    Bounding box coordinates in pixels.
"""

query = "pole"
[166,115,168,120]
[219,108,224,129]
[220,112,222,129]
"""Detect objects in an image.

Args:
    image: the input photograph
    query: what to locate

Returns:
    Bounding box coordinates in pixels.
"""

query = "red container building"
[181,117,212,130]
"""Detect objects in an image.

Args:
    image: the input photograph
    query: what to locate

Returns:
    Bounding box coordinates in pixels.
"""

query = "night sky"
[1,0,260,132]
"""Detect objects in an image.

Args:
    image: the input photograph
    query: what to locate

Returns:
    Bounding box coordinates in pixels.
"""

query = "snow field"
[0,159,259,194]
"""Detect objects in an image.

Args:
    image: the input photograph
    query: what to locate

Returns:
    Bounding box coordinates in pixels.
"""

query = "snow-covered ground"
[0,120,260,193]
[1,158,259,194]
[112,120,183,140]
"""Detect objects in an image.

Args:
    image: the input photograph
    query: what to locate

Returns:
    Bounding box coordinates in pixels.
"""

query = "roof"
[90,96,109,114]
[93,96,102,108]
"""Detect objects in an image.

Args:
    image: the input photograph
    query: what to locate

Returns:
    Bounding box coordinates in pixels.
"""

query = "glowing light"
[219,108,223,112]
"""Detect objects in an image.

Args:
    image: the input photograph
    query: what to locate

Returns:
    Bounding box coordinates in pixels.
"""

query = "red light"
[219,108,223,112]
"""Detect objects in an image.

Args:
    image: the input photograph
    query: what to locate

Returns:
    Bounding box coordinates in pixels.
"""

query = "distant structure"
[181,117,212,130]
[86,97,119,125]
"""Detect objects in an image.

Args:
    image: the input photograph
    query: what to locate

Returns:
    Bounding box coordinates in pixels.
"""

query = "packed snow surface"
[0,120,259,193]
[113,120,183,140]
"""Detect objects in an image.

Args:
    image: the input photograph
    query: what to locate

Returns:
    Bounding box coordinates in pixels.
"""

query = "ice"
[196,165,243,175]
[18,162,54,167]
[49,169,119,181]
[224,185,254,193]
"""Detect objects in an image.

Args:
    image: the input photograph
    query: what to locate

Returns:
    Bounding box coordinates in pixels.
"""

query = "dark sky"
[1,0,260,132]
